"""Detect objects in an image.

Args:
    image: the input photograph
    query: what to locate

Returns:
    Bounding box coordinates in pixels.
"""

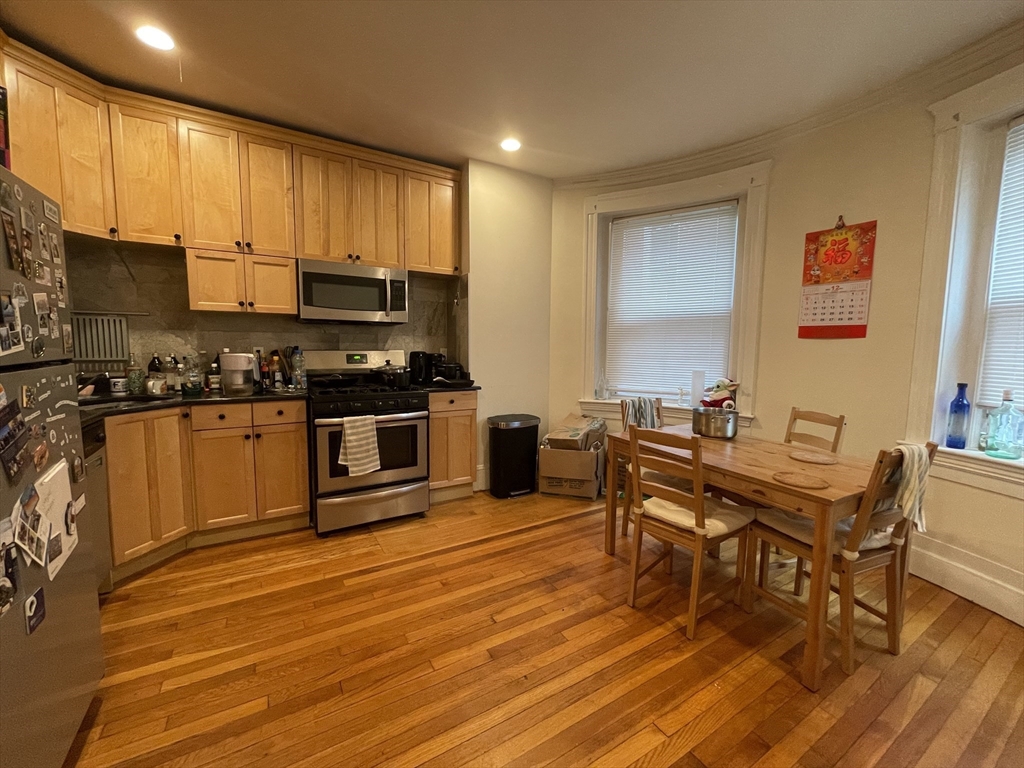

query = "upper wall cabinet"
[293,145,353,262]
[108,104,183,246]
[239,133,294,257]
[353,160,403,270]
[178,119,244,252]
[405,173,458,275]
[4,54,117,238]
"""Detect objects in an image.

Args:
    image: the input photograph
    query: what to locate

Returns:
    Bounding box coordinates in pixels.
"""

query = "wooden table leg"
[802,506,837,691]
[604,439,618,556]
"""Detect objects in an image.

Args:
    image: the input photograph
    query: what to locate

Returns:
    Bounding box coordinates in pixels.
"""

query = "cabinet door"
[353,160,403,269]
[405,174,457,275]
[109,104,183,245]
[254,422,309,519]
[191,427,258,529]
[4,56,63,205]
[178,119,243,251]
[326,154,354,260]
[55,83,117,237]
[239,133,294,257]
[293,147,328,259]
[106,414,157,565]
[429,410,476,489]
[186,249,246,311]
[245,254,297,314]
[429,413,449,488]
[149,409,193,545]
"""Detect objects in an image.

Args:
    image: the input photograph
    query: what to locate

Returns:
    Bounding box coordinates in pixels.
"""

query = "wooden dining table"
[604,424,875,691]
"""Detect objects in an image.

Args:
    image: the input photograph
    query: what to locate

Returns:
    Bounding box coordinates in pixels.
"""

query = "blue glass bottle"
[946,383,970,449]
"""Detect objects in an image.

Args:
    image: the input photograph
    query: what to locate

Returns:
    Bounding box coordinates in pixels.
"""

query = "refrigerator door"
[0,165,73,368]
[0,363,103,768]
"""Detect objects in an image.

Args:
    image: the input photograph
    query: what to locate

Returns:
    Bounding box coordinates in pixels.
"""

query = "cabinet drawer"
[429,391,477,413]
[253,399,306,426]
[190,403,252,430]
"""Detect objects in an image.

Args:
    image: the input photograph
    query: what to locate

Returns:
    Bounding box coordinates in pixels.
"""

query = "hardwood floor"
[68,494,1023,768]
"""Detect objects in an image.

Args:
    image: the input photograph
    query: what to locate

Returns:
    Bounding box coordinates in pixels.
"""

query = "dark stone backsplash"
[65,234,462,364]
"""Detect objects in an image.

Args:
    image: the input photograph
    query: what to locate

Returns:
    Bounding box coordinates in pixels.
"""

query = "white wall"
[547,46,1024,622]
[467,160,553,488]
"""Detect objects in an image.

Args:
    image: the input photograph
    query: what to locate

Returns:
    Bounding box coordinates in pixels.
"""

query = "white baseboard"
[911,533,1024,626]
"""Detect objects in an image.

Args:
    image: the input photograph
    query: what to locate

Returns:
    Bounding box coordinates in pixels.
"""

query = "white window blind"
[978,117,1024,407]
[605,202,738,397]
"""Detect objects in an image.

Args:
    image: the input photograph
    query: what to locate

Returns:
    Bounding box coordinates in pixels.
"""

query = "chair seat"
[755,508,895,552]
[641,470,694,493]
[644,496,754,537]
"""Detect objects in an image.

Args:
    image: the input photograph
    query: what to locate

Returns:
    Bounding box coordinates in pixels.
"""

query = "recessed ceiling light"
[500,138,521,152]
[135,25,174,51]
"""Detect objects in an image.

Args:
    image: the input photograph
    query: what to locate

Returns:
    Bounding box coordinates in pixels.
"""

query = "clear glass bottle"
[125,353,146,395]
[291,347,307,390]
[945,382,971,450]
[161,356,177,392]
[180,356,204,398]
[984,390,1023,460]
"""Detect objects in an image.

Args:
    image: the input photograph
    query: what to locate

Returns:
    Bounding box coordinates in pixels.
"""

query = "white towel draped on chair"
[337,415,380,476]
[622,397,660,429]
[892,443,932,533]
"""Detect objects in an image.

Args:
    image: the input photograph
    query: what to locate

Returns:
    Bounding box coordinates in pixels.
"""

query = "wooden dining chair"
[783,407,846,594]
[742,442,938,674]
[626,425,754,640]
[619,398,665,535]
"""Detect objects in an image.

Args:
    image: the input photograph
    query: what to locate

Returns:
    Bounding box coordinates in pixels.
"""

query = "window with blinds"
[978,117,1024,407]
[604,202,739,397]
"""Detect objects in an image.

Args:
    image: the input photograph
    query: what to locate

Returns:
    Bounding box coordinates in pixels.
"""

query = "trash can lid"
[487,413,541,429]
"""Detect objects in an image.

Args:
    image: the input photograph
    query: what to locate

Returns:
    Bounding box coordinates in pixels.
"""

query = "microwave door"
[297,261,408,323]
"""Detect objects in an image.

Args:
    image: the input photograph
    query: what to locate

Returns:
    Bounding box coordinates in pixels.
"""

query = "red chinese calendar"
[798,218,876,339]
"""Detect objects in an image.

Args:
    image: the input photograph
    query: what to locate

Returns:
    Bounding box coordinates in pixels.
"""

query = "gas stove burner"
[308,375,425,400]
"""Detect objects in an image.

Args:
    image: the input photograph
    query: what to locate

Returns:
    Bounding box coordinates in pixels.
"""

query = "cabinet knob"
[182,412,190,419]
[235,240,242,248]
[277,409,284,416]
[449,399,455,405]
[454,266,460,272]
[247,301,254,308]
[218,413,226,420]
[238,301,245,307]
[244,433,252,440]
[245,241,252,249]
[347,253,353,260]
[255,433,262,439]
[174,233,181,241]
[109,227,118,236]
[355,254,361,260]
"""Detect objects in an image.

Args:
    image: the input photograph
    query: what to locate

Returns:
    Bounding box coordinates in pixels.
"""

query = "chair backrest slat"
[784,407,846,453]
[629,425,705,530]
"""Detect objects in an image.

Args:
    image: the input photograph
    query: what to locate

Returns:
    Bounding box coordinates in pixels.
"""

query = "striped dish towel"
[893,443,932,533]
[622,397,659,428]
[337,416,380,476]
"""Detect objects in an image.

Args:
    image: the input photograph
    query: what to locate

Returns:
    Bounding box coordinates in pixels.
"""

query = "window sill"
[927,445,1023,499]
[578,398,756,428]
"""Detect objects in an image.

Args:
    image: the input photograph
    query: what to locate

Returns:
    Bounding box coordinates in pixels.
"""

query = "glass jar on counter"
[125,353,146,395]
[180,356,204,398]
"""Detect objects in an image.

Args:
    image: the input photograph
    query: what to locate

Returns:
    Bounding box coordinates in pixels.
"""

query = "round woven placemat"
[773,471,830,490]
[789,450,839,465]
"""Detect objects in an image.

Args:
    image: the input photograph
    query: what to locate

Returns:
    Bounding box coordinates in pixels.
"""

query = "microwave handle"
[385,270,392,318]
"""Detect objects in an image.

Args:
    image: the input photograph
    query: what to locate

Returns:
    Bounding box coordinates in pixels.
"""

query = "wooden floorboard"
[66,492,1023,768]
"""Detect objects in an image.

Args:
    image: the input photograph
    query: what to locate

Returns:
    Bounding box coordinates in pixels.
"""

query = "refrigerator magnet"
[37,223,50,260]
[42,199,58,224]
[38,264,51,287]
[1,209,20,271]
[12,282,28,307]
[61,325,72,355]
[48,232,60,264]
[0,182,12,212]
[24,587,44,635]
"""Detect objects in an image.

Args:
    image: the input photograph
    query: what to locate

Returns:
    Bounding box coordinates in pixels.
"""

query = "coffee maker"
[409,351,431,386]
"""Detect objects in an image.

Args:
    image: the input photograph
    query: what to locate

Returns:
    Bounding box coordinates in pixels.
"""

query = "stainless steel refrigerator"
[0,166,104,768]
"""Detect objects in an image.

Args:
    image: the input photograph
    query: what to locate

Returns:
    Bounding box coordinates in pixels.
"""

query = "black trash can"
[487,414,541,498]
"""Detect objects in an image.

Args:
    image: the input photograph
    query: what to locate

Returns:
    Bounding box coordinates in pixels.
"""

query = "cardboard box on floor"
[543,414,607,451]
[538,443,606,500]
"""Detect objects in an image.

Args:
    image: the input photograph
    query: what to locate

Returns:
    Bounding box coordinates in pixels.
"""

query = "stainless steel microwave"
[297,260,409,324]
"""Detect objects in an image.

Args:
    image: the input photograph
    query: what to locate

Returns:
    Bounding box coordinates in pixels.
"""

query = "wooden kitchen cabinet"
[428,392,477,489]
[254,422,309,519]
[178,119,244,252]
[186,249,297,314]
[108,104,183,245]
[353,160,404,269]
[239,133,294,257]
[106,408,193,566]
[293,146,354,261]
[191,426,258,529]
[4,54,117,237]
[406,173,458,275]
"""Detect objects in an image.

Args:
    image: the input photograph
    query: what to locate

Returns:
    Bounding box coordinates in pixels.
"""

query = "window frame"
[580,160,770,423]
[908,63,1024,492]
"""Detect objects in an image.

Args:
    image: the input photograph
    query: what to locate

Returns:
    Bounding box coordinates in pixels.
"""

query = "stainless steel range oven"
[305,350,429,534]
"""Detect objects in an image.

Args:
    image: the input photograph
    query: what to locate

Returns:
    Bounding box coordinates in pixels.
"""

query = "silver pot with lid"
[373,359,412,389]
[691,407,738,439]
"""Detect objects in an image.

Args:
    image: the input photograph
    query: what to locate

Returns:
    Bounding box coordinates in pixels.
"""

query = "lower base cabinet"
[254,423,310,518]
[192,426,259,529]
[428,391,477,490]
[106,408,193,565]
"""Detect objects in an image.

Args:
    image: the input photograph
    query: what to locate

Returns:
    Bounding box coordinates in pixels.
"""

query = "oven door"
[315,411,428,493]
[298,260,409,323]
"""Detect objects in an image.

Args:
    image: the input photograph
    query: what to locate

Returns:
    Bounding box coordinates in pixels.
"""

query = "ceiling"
[0,1,1021,179]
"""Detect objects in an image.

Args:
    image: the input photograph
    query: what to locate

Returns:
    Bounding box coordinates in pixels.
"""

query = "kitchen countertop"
[79,391,307,426]
[424,385,481,392]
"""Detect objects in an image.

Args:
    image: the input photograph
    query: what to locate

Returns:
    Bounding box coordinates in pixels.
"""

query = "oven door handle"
[318,481,428,506]
[314,410,429,427]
